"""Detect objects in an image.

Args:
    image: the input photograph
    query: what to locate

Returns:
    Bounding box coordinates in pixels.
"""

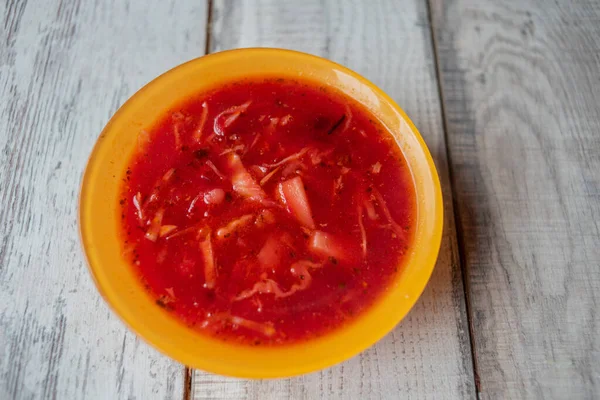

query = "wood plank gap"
[183,367,193,400]
[204,0,214,55]
[425,0,481,398]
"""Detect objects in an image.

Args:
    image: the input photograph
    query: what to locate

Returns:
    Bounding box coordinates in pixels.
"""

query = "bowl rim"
[79,47,443,378]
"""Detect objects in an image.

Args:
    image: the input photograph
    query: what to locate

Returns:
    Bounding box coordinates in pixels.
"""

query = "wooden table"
[1,0,598,398]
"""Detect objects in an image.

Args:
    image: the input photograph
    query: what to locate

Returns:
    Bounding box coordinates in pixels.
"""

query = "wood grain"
[430,0,600,398]
[192,1,476,399]
[0,0,207,398]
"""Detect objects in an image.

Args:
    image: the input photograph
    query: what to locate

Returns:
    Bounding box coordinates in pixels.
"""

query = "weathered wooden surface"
[430,0,600,398]
[0,0,206,398]
[4,0,598,398]
[192,1,475,398]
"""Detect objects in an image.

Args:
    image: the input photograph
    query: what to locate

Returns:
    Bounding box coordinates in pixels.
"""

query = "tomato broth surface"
[120,77,415,346]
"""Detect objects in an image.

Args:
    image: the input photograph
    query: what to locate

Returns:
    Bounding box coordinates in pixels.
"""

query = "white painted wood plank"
[0,0,207,398]
[430,0,600,398]
[192,1,475,399]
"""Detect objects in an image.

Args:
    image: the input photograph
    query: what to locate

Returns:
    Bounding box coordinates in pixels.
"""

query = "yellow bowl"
[79,48,443,378]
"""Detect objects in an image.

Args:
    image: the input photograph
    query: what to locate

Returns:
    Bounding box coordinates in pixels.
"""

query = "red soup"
[120,78,415,346]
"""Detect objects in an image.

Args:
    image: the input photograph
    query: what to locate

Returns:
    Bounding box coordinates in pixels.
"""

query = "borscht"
[119,78,415,346]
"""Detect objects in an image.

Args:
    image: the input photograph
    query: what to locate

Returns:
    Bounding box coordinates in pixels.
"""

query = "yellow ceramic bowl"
[79,48,443,378]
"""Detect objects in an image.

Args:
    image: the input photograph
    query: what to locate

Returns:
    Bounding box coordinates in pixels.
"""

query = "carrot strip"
[159,225,177,237]
[230,316,275,337]
[162,168,175,182]
[260,165,282,186]
[206,160,225,180]
[364,198,379,220]
[145,209,164,242]
[171,113,184,149]
[173,123,181,149]
[164,225,198,240]
[219,144,245,156]
[193,102,208,142]
[357,206,367,257]
[200,234,216,289]
[215,214,254,240]
[342,103,352,133]
[248,133,261,153]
